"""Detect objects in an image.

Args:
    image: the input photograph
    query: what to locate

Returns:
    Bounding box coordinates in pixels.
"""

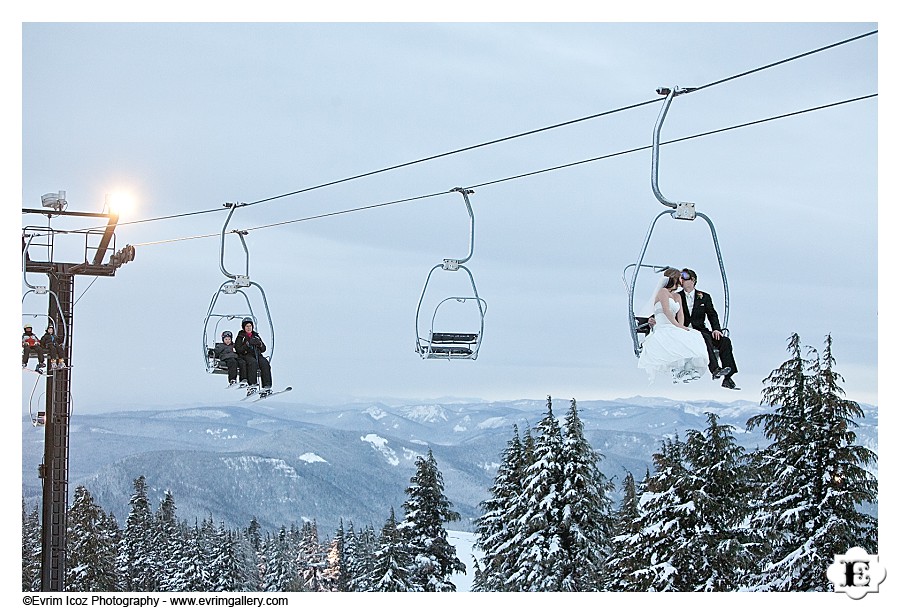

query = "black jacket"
[680,289,723,333]
[41,331,64,348]
[235,330,267,357]
[213,341,239,361]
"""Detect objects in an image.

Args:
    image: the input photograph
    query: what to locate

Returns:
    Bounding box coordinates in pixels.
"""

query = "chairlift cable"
[126,92,876,248]
[690,29,876,94]
[47,29,876,238]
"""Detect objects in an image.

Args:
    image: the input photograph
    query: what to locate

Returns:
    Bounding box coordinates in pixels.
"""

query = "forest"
[22,334,877,592]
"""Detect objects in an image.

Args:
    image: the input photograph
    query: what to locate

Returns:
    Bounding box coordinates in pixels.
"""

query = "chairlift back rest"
[635,317,652,335]
[431,332,479,343]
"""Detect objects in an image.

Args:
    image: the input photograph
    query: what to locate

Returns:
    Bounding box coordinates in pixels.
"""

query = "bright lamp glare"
[106,192,136,215]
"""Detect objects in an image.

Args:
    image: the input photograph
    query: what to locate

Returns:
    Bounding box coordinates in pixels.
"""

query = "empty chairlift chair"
[415,188,487,360]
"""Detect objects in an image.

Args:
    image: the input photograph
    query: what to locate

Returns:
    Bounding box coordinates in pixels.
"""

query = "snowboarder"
[234,317,273,397]
[40,324,66,370]
[22,325,46,372]
[213,330,245,386]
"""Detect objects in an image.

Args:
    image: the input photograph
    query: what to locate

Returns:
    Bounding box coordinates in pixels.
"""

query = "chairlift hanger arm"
[651,86,697,213]
[448,187,476,266]
[220,202,251,281]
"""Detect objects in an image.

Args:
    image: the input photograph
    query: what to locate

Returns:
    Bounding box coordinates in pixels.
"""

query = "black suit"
[680,289,737,376]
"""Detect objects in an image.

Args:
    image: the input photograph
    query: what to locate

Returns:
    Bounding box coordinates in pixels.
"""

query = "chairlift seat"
[418,331,480,358]
[427,345,474,356]
[634,317,652,335]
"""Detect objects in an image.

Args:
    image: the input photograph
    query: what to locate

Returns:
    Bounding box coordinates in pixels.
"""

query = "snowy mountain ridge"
[21,396,877,537]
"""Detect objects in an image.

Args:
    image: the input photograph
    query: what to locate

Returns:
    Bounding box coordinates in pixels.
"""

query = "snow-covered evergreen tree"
[208,523,250,592]
[606,472,645,590]
[261,527,300,591]
[371,507,413,591]
[628,435,696,591]
[747,334,878,591]
[154,490,186,591]
[557,398,614,590]
[116,476,159,591]
[682,413,756,590]
[320,520,347,591]
[360,524,379,589]
[66,485,118,591]
[399,449,465,591]
[298,520,325,591]
[473,424,528,591]
[508,397,566,590]
[169,520,213,591]
[342,522,367,591]
[809,335,878,554]
[475,398,616,592]
[22,501,41,591]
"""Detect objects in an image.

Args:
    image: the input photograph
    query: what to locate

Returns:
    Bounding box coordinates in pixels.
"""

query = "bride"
[637,267,708,383]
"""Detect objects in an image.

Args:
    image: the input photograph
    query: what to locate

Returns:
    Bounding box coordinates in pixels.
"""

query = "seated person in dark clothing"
[213,330,246,386]
[22,325,45,372]
[234,318,274,397]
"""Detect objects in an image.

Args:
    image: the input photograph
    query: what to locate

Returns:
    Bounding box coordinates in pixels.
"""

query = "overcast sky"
[10,17,883,415]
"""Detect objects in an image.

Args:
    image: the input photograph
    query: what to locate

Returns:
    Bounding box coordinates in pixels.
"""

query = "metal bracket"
[442,259,460,271]
[673,202,696,220]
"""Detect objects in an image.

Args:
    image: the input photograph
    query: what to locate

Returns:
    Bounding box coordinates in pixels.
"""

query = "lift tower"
[23,191,135,591]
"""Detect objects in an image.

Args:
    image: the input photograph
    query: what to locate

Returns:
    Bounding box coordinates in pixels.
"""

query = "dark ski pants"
[45,343,64,361]
[220,357,245,383]
[242,354,272,388]
[23,345,45,367]
[700,331,738,376]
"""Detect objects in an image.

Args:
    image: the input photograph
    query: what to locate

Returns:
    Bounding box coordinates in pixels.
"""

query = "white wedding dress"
[637,297,708,383]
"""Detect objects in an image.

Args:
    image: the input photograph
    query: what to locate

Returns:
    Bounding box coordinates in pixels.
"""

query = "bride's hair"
[662,267,680,289]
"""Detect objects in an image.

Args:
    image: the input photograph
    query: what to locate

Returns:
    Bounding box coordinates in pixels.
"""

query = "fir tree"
[341,522,363,591]
[209,523,249,592]
[262,527,299,591]
[606,472,645,590]
[473,424,528,591]
[359,524,379,589]
[298,520,324,591]
[629,435,695,591]
[246,517,262,551]
[170,520,213,591]
[747,334,877,590]
[682,413,756,590]
[508,397,566,590]
[155,490,185,591]
[557,398,614,590]
[808,335,878,560]
[371,507,413,591]
[22,501,41,591]
[117,476,159,591]
[399,449,465,591]
[66,485,118,591]
[320,520,348,591]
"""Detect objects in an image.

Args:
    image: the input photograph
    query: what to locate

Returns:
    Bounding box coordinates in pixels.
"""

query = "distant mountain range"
[21,396,878,538]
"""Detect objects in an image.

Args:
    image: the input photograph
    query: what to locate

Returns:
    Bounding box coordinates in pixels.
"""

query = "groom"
[679,268,739,389]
